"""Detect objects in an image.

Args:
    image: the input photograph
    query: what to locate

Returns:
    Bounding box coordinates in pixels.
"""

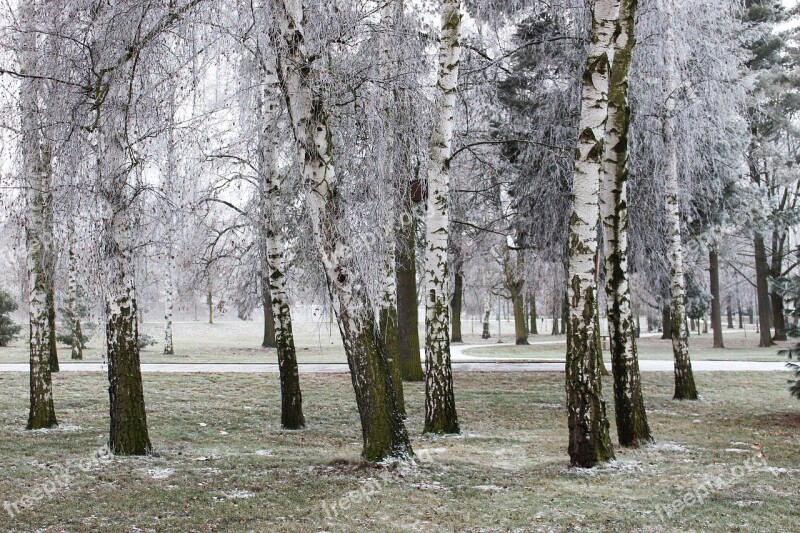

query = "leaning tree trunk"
[271,0,410,460]
[396,214,424,381]
[422,0,461,435]
[451,269,463,343]
[20,0,57,430]
[599,0,651,447]
[709,249,725,348]
[565,0,616,468]
[754,233,774,347]
[258,63,305,428]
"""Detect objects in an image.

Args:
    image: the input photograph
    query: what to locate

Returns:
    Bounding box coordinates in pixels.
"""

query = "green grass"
[0,370,798,532]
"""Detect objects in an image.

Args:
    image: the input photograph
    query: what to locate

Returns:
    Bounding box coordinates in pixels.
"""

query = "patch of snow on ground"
[472,484,508,491]
[147,468,174,479]
[647,442,687,452]
[254,449,275,456]
[224,489,255,499]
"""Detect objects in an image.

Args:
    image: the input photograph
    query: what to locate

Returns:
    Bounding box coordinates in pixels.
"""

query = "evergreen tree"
[0,290,22,347]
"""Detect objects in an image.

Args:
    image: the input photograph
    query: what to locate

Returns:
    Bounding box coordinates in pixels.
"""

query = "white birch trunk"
[661,0,697,400]
[565,0,617,467]
[68,240,82,360]
[163,106,176,356]
[257,56,305,429]
[600,0,652,446]
[271,0,410,461]
[96,69,152,455]
[20,0,57,430]
[423,0,461,435]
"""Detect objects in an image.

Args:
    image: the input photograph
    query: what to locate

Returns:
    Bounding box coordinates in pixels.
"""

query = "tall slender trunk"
[422,0,461,435]
[206,282,213,325]
[529,290,538,335]
[377,1,406,413]
[68,242,83,360]
[396,216,424,381]
[20,0,57,429]
[771,231,787,341]
[727,300,733,329]
[451,269,463,342]
[599,0,651,447]
[93,53,151,454]
[661,305,672,339]
[271,0,410,460]
[662,2,697,401]
[163,117,176,356]
[481,278,492,339]
[754,233,774,347]
[709,249,724,348]
[257,61,305,429]
[566,0,617,468]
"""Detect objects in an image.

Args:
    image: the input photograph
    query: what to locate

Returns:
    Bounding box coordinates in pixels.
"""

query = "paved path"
[0,360,787,373]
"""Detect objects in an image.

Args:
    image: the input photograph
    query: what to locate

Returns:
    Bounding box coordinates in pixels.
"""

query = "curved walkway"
[0,360,787,373]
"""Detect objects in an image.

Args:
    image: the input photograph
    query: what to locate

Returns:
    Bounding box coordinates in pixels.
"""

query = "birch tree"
[269,0,411,461]
[19,0,57,429]
[423,0,461,435]
[599,0,652,446]
[660,0,697,401]
[565,0,616,467]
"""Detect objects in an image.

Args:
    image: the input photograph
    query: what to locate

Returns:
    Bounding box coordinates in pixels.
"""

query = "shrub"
[0,290,22,347]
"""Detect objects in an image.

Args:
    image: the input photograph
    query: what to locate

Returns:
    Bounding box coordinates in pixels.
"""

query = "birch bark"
[258,58,305,429]
[566,0,617,467]
[20,0,57,430]
[661,0,698,400]
[423,0,461,435]
[600,0,652,446]
[271,0,410,460]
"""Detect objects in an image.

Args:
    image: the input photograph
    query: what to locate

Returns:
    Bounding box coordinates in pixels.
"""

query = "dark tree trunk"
[661,305,672,339]
[738,303,744,329]
[46,288,58,373]
[754,233,774,347]
[771,231,787,341]
[379,305,405,416]
[396,219,424,381]
[561,292,568,334]
[450,269,463,342]
[771,293,787,341]
[107,294,152,456]
[262,284,277,348]
[709,250,724,348]
[340,308,411,461]
[727,302,733,329]
[513,291,528,345]
[529,291,538,335]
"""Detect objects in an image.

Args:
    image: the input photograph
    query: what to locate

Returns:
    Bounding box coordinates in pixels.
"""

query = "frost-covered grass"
[0,371,797,532]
